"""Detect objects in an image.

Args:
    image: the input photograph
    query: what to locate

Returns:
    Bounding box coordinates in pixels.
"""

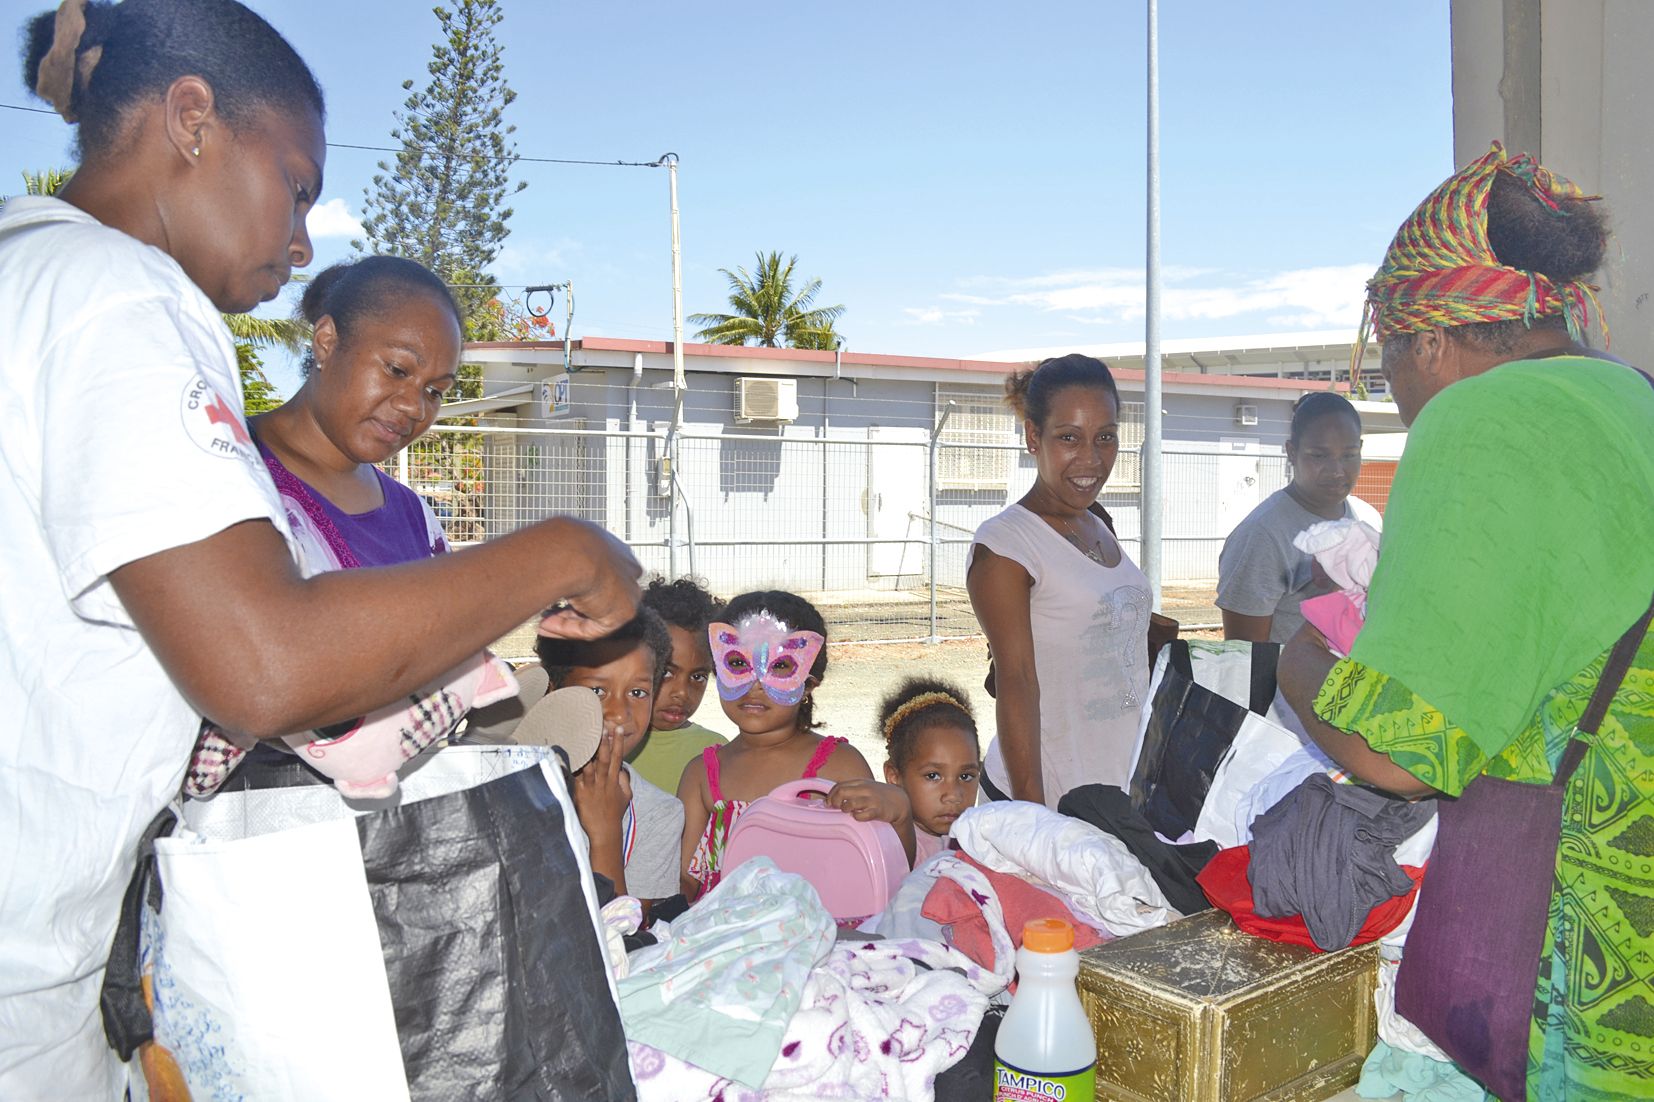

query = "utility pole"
[662,152,685,575]
[1142,0,1164,611]
[663,152,685,416]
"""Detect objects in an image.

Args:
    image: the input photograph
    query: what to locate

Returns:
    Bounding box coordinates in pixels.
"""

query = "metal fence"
[389,420,1288,647]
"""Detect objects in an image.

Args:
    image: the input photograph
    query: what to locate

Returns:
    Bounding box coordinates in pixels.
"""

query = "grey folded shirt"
[1248,772,1436,951]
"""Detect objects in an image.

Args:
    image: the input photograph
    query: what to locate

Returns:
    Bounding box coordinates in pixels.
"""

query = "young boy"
[626,577,729,792]
[536,607,683,903]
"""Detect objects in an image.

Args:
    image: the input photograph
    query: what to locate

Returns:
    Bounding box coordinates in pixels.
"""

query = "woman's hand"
[536,521,644,640]
[112,515,643,741]
[1279,623,1437,799]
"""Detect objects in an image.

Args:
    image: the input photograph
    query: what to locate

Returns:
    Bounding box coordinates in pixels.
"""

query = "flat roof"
[464,336,1357,396]
[974,329,1372,363]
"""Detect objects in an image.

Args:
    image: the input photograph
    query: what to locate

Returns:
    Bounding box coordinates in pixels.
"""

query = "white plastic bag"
[145,746,633,1101]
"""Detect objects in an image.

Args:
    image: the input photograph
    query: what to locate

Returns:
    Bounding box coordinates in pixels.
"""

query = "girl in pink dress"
[677,590,912,898]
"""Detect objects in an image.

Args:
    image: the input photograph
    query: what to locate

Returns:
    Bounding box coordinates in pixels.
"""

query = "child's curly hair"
[877,677,977,768]
[641,575,721,634]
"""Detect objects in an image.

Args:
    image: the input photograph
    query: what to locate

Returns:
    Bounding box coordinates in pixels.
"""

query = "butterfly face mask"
[708,611,825,707]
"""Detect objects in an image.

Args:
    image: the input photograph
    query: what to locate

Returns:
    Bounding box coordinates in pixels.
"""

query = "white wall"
[1452,0,1654,370]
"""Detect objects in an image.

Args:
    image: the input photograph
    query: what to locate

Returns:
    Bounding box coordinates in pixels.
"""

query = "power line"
[327,141,661,168]
[0,103,665,168]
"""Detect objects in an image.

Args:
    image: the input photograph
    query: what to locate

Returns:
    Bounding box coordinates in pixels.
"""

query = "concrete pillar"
[1451,0,1654,368]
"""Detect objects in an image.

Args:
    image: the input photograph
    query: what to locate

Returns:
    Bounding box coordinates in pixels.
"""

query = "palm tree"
[690,250,845,349]
[223,314,311,414]
[9,167,72,202]
[221,313,310,355]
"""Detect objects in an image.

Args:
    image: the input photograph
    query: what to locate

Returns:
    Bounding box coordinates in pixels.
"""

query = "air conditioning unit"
[735,377,799,423]
[1234,403,1259,427]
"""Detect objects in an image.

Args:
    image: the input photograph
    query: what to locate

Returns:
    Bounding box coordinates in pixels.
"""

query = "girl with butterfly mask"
[676,590,915,899]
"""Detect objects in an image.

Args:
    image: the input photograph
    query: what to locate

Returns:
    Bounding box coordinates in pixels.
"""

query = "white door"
[864,427,927,585]
[1216,436,1263,538]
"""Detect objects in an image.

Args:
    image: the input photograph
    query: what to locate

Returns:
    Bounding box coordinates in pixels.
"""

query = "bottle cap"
[1021,917,1075,953]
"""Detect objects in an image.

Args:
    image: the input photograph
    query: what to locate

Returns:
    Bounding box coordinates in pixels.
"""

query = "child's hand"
[573,729,633,834]
[823,779,912,825]
[825,779,918,867]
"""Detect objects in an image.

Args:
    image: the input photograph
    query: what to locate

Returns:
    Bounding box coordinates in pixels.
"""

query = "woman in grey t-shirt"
[1217,393,1380,644]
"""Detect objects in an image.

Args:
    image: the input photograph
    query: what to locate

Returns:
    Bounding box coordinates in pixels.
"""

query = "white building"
[439,335,1402,599]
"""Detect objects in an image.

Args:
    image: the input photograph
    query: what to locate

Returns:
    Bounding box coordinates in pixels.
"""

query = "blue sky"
[2,0,1453,385]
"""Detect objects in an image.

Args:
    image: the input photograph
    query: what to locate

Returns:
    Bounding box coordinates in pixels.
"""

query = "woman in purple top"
[251,256,459,568]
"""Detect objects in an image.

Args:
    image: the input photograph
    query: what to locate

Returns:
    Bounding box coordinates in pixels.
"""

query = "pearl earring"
[191,146,200,157]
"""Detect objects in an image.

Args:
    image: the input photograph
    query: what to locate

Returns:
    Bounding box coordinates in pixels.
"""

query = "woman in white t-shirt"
[1216,392,1381,645]
[967,354,1151,808]
[0,3,639,1095]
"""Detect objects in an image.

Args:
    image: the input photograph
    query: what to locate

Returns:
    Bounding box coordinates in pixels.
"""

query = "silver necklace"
[1059,513,1110,565]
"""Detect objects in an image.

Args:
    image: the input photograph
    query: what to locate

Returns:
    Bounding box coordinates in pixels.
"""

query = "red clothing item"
[1197,845,1424,951]
[921,853,1106,978]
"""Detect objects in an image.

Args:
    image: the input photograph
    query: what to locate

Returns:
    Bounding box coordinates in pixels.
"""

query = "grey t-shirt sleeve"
[1216,507,1293,618]
[623,765,686,900]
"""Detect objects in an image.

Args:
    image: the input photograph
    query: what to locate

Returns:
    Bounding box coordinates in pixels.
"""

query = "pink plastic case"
[723,778,909,922]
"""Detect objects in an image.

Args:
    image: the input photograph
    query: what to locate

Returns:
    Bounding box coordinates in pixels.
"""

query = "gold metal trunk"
[1076,910,1379,1102]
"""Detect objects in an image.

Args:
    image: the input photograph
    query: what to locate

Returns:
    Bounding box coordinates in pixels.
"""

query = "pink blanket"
[920,853,1105,980]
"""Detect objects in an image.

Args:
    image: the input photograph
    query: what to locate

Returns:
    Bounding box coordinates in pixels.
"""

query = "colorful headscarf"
[1353,142,1605,374]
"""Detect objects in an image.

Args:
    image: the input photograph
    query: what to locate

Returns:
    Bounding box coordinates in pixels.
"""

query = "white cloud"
[933,263,1370,330]
[493,239,582,283]
[306,198,364,240]
[903,306,979,325]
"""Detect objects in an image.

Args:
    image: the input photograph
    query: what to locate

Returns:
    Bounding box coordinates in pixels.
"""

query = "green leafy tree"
[355,0,525,333]
[8,167,72,200]
[4,168,294,407]
[690,251,846,349]
[224,314,310,414]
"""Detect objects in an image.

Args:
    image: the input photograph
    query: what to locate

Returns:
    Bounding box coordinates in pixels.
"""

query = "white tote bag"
[135,745,633,1101]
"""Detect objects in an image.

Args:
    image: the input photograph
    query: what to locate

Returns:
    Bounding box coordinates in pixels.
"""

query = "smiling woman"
[966,354,1152,808]
[251,255,463,558]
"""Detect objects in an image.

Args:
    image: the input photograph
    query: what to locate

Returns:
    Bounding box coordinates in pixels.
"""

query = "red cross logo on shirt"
[204,392,252,446]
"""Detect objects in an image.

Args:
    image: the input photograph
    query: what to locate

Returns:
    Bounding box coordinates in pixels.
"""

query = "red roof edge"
[462,337,1352,394]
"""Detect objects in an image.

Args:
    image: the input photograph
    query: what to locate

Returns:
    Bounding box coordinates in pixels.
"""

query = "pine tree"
[356,0,525,332]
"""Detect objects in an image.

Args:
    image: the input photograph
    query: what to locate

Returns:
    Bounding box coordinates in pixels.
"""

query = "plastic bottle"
[992,918,1096,1102]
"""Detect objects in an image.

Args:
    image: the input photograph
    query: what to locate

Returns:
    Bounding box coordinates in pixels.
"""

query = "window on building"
[1110,401,1146,491]
[935,384,1016,490]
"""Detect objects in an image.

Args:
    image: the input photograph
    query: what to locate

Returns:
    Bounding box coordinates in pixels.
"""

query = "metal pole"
[665,153,685,403]
[663,152,685,574]
[667,430,680,578]
[1142,0,1165,612]
[563,280,574,378]
[928,402,955,643]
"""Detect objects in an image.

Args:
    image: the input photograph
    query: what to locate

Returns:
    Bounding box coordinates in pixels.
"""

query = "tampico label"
[992,1058,1095,1102]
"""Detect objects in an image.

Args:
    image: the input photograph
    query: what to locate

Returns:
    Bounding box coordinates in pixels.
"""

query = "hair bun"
[32,0,95,121]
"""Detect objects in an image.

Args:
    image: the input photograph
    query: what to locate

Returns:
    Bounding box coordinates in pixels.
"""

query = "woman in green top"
[1279,144,1654,1101]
